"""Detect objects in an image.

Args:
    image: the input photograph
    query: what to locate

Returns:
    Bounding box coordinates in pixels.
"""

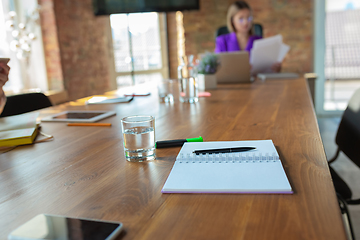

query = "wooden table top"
[0,78,346,240]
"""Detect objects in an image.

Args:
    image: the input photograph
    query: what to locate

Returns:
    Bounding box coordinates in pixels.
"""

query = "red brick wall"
[38,0,63,91]
[40,0,312,96]
[51,0,113,100]
[177,0,313,74]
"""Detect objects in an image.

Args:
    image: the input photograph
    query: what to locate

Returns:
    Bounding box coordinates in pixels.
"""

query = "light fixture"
[5,6,40,59]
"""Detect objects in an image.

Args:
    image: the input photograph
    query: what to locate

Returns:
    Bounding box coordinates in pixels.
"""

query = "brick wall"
[169,0,313,75]
[38,0,63,91]
[50,0,113,101]
[40,0,313,98]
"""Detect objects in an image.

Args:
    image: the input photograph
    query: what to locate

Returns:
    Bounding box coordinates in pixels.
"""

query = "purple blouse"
[215,32,262,53]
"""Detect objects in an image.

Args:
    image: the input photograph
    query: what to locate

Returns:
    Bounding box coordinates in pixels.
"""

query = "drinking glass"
[121,116,155,162]
[158,79,176,103]
[179,77,198,103]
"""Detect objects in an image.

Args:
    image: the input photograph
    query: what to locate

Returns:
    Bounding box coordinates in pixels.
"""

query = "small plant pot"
[198,74,217,91]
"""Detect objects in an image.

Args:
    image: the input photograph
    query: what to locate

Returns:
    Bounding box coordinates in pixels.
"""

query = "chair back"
[215,24,263,38]
[0,92,53,118]
[335,88,360,168]
[253,24,263,38]
[215,26,229,38]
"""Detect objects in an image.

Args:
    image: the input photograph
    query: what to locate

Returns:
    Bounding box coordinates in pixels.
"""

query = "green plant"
[197,52,220,74]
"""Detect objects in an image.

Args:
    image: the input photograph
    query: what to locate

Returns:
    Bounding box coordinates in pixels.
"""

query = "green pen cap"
[186,136,203,142]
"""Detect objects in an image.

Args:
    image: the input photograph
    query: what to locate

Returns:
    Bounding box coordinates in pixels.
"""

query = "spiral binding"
[177,152,280,163]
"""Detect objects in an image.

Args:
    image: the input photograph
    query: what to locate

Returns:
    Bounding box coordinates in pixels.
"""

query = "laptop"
[215,51,252,83]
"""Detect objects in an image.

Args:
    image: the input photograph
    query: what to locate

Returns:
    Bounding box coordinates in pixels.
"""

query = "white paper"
[250,34,290,74]
[253,34,283,49]
[278,44,290,62]
[250,42,281,73]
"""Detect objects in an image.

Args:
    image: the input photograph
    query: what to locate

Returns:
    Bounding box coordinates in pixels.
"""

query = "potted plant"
[196,52,220,91]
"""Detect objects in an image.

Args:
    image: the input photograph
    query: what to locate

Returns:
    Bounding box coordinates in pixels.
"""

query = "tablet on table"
[41,110,116,123]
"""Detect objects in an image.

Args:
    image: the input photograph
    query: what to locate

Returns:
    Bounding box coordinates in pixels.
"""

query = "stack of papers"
[250,34,290,74]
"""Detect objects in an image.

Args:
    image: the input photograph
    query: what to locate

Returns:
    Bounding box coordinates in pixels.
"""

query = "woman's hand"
[0,62,10,87]
[250,64,258,76]
[271,62,282,73]
[0,62,10,114]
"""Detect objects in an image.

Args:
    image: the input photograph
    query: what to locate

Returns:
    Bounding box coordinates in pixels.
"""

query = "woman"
[215,1,281,72]
[0,61,10,114]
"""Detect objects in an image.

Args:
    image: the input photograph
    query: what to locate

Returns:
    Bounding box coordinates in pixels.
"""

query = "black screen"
[93,0,199,15]
[9,214,122,240]
[53,112,104,120]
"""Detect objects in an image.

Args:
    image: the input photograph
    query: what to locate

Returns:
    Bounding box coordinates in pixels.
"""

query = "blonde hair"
[226,1,253,34]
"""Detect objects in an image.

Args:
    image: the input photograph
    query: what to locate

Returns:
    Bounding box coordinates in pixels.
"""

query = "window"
[110,12,169,86]
[0,0,48,94]
[315,0,360,115]
[324,0,360,111]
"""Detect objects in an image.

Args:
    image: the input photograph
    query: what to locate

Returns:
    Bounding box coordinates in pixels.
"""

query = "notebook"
[162,140,293,194]
[0,112,39,147]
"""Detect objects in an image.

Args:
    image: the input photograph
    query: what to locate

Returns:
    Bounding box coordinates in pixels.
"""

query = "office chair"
[0,92,53,118]
[328,87,360,240]
[328,87,360,204]
[215,23,263,39]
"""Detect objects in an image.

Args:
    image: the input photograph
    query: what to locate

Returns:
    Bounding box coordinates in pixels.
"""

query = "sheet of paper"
[278,44,290,62]
[250,34,290,74]
[162,160,293,193]
[253,34,283,49]
[251,41,281,73]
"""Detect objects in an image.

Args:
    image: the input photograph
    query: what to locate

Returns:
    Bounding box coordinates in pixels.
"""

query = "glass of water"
[121,116,155,162]
[179,77,199,103]
[158,79,176,103]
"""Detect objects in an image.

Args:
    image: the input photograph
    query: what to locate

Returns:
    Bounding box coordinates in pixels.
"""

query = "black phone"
[0,58,10,72]
[0,58,10,64]
[8,214,123,240]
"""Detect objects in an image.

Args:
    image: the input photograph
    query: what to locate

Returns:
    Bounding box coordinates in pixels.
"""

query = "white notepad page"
[162,140,293,194]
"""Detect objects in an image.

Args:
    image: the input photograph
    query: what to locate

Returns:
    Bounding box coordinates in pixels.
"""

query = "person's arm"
[0,62,10,114]
[0,88,6,114]
[215,35,226,53]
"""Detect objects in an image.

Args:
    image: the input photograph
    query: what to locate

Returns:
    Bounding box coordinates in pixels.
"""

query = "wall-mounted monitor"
[93,0,200,15]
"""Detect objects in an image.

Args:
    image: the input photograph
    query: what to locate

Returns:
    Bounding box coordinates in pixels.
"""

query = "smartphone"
[8,214,123,240]
[0,58,10,64]
[0,58,10,72]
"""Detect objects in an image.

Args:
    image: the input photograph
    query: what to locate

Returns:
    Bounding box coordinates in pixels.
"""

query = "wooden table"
[0,78,346,240]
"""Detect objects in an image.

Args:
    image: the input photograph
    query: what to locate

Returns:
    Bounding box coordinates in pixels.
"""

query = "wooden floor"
[318,117,360,240]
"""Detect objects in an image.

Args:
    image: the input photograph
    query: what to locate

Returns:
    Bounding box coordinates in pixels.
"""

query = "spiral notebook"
[162,140,293,194]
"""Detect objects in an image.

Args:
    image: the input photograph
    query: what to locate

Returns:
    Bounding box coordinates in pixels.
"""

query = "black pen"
[193,147,256,155]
